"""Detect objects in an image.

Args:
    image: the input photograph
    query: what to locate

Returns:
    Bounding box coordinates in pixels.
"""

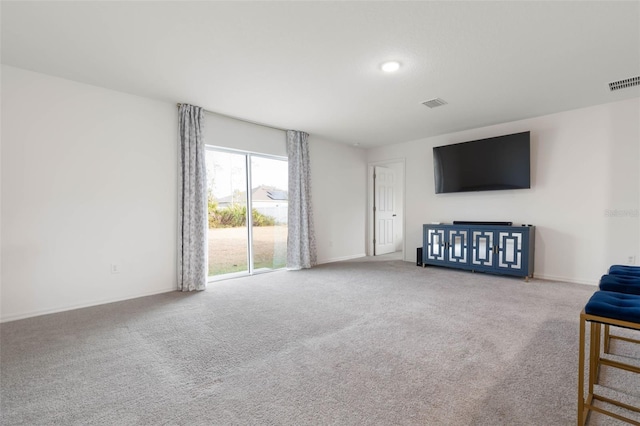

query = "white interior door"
[374,166,396,255]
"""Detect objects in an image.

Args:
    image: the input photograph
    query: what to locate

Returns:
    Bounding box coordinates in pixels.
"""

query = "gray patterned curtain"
[286,130,317,269]
[178,104,207,291]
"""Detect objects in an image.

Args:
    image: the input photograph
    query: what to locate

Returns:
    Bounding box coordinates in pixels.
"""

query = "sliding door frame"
[205,145,287,281]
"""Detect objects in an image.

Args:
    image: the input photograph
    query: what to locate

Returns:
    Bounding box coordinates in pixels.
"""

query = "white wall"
[310,137,367,264]
[0,66,3,320]
[1,65,178,321]
[204,113,286,157]
[367,98,640,284]
[387,161,405,252]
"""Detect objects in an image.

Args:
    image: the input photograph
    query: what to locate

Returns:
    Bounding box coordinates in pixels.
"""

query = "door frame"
[367,158,406,258]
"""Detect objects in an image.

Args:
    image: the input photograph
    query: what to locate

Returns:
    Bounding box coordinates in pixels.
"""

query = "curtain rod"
[176,103,288,133]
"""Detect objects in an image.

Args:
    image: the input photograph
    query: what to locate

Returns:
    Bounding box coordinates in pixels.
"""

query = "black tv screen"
[433,131,530,194]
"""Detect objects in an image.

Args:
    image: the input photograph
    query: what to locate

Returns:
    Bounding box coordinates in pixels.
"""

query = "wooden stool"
[578,291,640,425]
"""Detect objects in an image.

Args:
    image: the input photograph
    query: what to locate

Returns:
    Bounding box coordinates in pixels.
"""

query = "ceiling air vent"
[422,98,448,108]
[609,76,640,91]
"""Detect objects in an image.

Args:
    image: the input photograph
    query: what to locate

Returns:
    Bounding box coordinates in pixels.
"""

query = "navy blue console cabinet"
[422,224,535,279]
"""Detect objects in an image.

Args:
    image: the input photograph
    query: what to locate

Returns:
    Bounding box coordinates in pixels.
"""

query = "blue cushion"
[584,291,640,324]
[599,274,640,295]
[608,265,640,277]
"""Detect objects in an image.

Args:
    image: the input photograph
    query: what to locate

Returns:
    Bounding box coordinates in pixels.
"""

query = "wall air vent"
[609,76,640,91]
[422,98,448,108]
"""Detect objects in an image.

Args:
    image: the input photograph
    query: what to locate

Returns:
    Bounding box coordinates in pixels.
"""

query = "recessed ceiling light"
[381,61,401,73]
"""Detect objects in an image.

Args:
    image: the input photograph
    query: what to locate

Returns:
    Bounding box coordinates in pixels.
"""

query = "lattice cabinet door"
[471,230,494,269]
[447,229,469,265]
[496,230,526,273]
[424,227,447,263]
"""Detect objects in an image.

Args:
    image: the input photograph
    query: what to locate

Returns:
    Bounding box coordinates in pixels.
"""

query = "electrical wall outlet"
[110,263,121,274]
[628,255,636,265]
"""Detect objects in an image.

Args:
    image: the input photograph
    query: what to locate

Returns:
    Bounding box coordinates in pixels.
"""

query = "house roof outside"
[217,185,288,205]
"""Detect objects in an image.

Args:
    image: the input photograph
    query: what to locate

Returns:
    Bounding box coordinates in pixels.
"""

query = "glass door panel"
[448,230,467,264]
[472,231,493,266]
[498,232,523,269]
[250,156,288,272]
[426,228,445,261]
[206,150,248,277]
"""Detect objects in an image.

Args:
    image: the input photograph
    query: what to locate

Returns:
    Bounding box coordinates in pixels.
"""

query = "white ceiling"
[2,1,639,147]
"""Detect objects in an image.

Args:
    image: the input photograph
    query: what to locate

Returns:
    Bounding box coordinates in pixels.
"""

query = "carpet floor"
[1,258,638,425]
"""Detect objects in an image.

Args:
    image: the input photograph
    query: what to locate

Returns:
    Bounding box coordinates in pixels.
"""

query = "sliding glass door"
[250,156,288,272]
[205,147,287,279]
[205,150,248,276]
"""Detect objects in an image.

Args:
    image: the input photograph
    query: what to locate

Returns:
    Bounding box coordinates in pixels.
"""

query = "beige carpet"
[1,258,638,425]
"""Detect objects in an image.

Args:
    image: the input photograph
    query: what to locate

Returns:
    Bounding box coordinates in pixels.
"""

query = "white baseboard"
[0,287,177,323]
[317,253,367,265]
[532,273,598,286]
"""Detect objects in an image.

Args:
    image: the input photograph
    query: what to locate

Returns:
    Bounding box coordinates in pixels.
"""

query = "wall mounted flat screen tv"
[433,131,530,194]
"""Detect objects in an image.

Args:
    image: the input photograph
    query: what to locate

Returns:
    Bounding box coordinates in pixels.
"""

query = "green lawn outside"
[208,226,287,276]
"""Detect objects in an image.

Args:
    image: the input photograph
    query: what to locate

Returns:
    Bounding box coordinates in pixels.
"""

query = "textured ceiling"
[2,1,639,147]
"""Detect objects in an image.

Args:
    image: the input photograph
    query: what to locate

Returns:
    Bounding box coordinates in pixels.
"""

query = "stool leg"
[578,314,586,425]
[594,322,602,383]
[589,322,600,393]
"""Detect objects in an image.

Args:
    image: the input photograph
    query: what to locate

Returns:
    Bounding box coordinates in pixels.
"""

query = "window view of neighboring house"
[217,185,288,226]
